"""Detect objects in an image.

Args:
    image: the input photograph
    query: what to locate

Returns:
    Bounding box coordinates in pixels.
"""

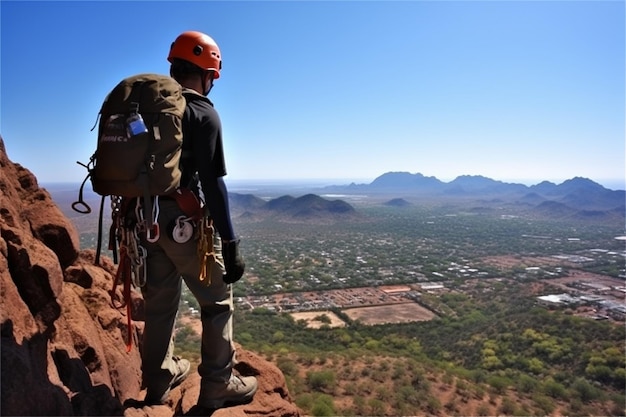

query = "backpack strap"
[71,168,93,215]
[179,89,205,198]
[95,195,106,265]
[182,87,211,103]
[71,167,112,266]
[139,168,158,241]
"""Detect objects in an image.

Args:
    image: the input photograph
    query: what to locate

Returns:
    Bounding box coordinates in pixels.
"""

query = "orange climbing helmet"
[168,31,222,79]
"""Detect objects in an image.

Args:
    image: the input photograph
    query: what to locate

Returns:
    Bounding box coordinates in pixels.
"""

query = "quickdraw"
[137,196,160,243]
[197,217,223,286]
[109,197,148,352]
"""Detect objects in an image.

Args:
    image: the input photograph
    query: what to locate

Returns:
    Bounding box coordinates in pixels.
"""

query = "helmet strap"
[202,71,215,96]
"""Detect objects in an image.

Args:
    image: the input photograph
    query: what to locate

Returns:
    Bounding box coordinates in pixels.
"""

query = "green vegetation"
[230,281,624,415]
[227,203,624,416]
[71,195,625,416]
[234,204,625,298]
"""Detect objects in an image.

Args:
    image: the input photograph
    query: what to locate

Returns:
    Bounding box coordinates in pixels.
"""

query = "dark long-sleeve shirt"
[180,90,236,241]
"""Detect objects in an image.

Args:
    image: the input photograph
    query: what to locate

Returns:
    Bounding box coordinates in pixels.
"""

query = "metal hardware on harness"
[146,196,160,243]
[125,226,147,288]
[198,218,222,286]
[108,196,148,352]
[134,196,161,243]
[106,196,127,264]
[106,197,148,290]
[110,244,134,352]
[111,196,122,219]
[172,215,194,243]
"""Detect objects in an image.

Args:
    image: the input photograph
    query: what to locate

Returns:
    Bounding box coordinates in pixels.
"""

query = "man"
[141,30,257,409]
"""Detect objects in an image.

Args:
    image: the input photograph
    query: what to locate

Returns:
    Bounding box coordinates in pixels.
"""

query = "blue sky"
[2,1,625,189]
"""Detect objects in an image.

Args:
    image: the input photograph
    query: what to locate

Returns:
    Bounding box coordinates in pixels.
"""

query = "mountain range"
[229,193,357,221]
[324,172,625,209]
[335,171,619,193]
[39,172,625,223]
[227,172,624,223]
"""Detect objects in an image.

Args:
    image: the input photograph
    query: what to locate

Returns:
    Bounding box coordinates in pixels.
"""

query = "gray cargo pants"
[138,198,235,393]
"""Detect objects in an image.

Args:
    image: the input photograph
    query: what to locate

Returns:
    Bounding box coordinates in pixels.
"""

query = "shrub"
[532,393,555,415]
[486,375,509,394]
[515,373,539,394]
[311,394,335,417]
[368,398,386,415]
[276,357,298,377]
[306,370,336,393]
[498,397,517,415]
[541,378,567,400]
[571,378,601,403]
[475,403,491,416]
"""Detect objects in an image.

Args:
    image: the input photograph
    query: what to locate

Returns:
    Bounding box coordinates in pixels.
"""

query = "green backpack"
[91,73,186,197]
[73,73,187,263]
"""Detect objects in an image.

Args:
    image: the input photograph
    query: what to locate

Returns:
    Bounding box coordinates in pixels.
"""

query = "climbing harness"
[75,186,205,351]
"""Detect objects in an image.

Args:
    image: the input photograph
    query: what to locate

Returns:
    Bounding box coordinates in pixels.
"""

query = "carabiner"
[146,223,160,243]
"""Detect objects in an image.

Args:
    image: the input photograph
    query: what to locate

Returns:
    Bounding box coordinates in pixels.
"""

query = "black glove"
[222,239,245,284]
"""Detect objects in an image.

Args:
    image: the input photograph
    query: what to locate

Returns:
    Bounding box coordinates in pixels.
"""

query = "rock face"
[0,136,300,417]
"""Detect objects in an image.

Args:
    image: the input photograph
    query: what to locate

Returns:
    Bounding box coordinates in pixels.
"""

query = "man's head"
[168,31,222,95]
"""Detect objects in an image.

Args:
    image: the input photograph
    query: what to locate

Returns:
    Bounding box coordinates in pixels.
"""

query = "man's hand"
[222,239,245,284]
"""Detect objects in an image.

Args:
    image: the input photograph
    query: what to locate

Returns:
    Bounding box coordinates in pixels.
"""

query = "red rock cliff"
[0,136,300,417]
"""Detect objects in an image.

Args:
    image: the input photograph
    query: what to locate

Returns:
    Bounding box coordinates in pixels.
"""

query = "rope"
[109,245,135,352]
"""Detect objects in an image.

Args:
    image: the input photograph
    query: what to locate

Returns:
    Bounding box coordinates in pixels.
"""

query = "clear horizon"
[3,1,624,189]
[39,174,625,192]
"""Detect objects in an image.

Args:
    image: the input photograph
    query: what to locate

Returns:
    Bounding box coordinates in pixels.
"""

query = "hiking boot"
[144,356,191,405]
[197,375,258,409]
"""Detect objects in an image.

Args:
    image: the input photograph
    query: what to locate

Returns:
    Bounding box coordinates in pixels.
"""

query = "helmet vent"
[193,45,203,56]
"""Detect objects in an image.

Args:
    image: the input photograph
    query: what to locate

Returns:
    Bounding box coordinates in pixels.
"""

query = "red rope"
[110,247,134,352]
